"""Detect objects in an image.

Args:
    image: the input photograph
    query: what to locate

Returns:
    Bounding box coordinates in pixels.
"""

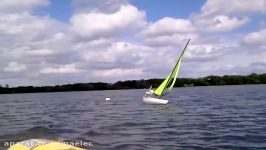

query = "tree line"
[0,73,265,94]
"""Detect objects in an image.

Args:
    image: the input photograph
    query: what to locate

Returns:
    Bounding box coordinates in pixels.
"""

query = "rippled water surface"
[1,85,266,149]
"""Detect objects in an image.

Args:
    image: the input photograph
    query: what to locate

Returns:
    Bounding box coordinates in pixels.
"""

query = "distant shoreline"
[0,73,265,94]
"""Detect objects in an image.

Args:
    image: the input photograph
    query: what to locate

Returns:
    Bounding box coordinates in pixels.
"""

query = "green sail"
[167,58,182,92]
[154,39,190,96]
[153,74,171,96]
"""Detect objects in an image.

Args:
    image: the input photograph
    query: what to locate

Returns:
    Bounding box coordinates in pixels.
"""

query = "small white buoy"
[105,97,111,101]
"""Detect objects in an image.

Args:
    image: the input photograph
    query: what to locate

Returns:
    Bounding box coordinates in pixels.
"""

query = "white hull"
[143,96,168,104]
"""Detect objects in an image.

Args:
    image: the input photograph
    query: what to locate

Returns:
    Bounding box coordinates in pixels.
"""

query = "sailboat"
[143,39,190,104]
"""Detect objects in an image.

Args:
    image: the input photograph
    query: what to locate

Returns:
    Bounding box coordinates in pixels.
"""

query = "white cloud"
[244,28,266,45]
[191,0,262,33]
[0,0,49,12]
[25,49,54,56]
[190,45,214,55]
[82,41,153,69]
[194,15,249,32]
[40,64,81,74]
[95,68,144,78]
[201,0,266,17]
[70,5,146,39]
[141,17,195,37]
[0,12,66,37]
[143,33,197,47]
[0,10,68,62]
[4,61,27,72]
[140,17,197,47]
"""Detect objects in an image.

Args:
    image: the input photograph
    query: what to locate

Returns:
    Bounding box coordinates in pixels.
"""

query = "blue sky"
[0,0,266,86]
[40,0,263,35]
[130,0,206,21]
[35,0,72,22]
[39,0,206,22]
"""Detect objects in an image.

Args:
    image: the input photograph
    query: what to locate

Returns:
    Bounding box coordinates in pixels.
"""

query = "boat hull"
[143,96,168,104]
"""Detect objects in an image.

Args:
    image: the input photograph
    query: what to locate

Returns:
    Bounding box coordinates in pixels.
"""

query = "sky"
[0,0,266,87]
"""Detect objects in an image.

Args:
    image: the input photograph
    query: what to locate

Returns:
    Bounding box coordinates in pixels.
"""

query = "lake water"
[0,85,266,149]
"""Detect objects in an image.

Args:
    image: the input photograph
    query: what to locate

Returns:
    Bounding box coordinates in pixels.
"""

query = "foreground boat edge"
[8,139,86,150]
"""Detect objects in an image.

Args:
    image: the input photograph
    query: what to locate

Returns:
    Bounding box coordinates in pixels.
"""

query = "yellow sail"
[154,39,190,97]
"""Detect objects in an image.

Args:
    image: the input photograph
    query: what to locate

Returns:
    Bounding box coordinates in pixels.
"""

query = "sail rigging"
[154,39,190,97]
